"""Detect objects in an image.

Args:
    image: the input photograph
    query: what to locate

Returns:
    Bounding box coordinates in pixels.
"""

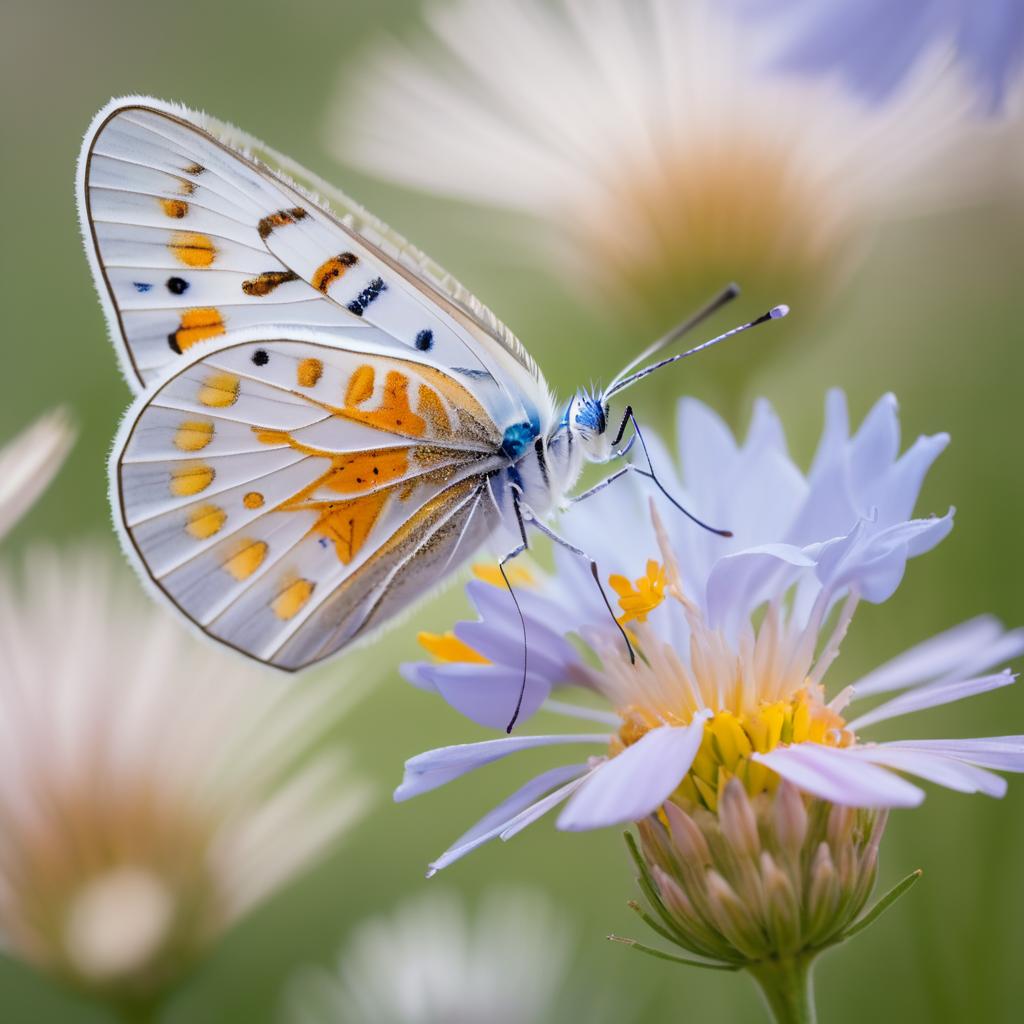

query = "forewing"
[79,97,550,432]
[114,332,505,669]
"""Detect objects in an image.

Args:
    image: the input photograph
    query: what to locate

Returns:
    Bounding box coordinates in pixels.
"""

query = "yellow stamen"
[610,559,667,624]
[418,631,490,664]
[472,562,534,588]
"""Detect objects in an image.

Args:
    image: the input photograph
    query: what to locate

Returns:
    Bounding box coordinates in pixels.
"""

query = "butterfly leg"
[575,407,732,537]
[499,490,532,733]
[520,508,636,667]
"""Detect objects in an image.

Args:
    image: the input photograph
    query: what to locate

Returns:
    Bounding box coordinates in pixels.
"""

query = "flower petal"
[847,746,1007,797]
[395,732,609,801]
[557,715,709,831]
[428,764,591,874]
[847,670,1017,731]
[850,616,1007,696]
[414,662,554,731]
[868,736,1024,773]
[753,743,925,807]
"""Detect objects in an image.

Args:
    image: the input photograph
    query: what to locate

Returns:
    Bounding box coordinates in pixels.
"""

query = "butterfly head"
[566,390,613,462]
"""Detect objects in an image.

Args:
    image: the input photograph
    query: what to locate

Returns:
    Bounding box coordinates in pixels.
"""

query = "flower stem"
[747,955,817,1024]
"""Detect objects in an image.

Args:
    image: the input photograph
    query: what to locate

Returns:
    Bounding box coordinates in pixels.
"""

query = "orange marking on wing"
[257,208,308,240]
[186,504,226,539]
[169,231,216,268]
[345,365,375,406]
[243,491,265,509]
[417,384,451,435]
[223,539,267,581]
[170,463,215,497]
[314,490,391,565]
[169,308,225,353]
[241,270,299,296]
[272,577,315,620]
[198,372,239,408]
[341,371,425,438]
[296,358,323,388]
[160,198,189,219]
[321,449,409,495]
[174,421,213,452]
[311,252,358,293]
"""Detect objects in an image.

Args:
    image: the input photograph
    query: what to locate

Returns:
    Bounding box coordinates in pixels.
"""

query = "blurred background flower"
[733,0,1024,116]
[0,538,372,1018]
[325,0,987,409]
[282,887,620,1024]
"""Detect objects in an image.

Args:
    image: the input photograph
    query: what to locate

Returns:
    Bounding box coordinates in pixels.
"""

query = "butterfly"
[79,96,785,701]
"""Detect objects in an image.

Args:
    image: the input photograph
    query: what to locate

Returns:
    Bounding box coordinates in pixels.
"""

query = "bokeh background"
[2,0,1022,1020]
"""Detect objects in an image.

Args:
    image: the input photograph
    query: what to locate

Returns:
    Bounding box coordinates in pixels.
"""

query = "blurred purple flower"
[739,0,1024,114]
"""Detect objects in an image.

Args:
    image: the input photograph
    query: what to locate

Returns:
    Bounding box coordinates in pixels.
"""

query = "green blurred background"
[2,0,1023,1020]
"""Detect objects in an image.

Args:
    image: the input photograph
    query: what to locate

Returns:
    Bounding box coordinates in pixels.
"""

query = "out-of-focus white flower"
[0,409,74,540]
[282,888,578,1024]
[327,0,978,367]
[733,0,1024,116]
[0,549,372,1009]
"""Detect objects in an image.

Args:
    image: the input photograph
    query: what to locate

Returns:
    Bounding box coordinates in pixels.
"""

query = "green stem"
[747,954,817,1024]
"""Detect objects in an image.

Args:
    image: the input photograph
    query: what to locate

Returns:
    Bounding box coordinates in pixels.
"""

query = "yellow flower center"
[417,631,490,664]
[609,560,667,625]
[614,689,853,813]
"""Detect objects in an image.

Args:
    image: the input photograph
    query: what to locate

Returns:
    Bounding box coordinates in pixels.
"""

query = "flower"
[281,888,590,1024]
[0,409,74,541]
[327,0,976,385]
[398,391,1024,876]
[734,0,1024,116]
[0,549,372,1011]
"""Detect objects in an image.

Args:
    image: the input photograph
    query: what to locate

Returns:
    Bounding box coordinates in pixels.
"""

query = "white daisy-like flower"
[0,549,372,1009]
[283,888,583,1024]
[327,0,977,360]
[0,409,74,540]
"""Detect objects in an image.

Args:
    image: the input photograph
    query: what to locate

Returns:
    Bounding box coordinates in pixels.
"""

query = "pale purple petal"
[848,670,1017,731]
[414,662,553,731]
[395,732,610,801]
[870,736,1024,772]
[849,393,900,494]
[753,743,925,807]
[851,616,1006,696]
[427,763,591,874]
[557,715,709,831]
[847,746,1007,797]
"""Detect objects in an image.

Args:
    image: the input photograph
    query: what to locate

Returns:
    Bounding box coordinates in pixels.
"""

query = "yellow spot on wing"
[198,372,239,408]
[322,449,409,495]
[345,365,375,406]
[224,539,268,581]
[242,270,299,296]
[186,504,226,539]
[174,421,213,452]
[170,231,216,267]
[243,491,265,509]
[170,464,215,497]
[418,631,490,664]
[296,358,323,388]
[171,308,225,352]
[272,578,315,620]
[160,198,189,218]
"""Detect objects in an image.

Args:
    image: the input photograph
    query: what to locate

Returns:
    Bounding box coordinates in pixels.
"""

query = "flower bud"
[633,781,889,967]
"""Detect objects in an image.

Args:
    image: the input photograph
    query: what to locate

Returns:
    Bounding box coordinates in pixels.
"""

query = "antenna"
[605,305,789,399]
[607,282,740,392]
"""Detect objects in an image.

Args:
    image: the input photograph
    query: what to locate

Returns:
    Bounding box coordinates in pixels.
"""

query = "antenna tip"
[770,304,790,320]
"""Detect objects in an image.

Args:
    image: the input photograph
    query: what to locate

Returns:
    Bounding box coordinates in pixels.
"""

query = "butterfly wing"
[114,331,508,670]
[78,97,552,435]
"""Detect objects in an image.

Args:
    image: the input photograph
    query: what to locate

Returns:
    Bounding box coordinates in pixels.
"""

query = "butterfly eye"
[252,349,270,367]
